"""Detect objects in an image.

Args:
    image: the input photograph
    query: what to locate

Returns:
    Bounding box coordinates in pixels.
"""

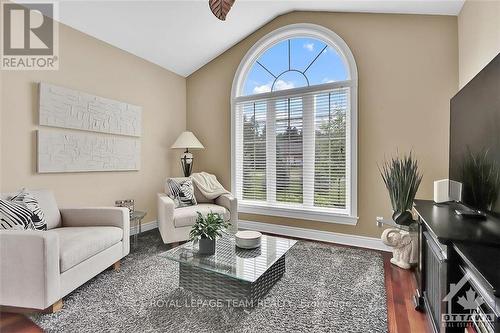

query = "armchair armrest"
[0,230,60,309]
[157,193,175,243]
[158,194,175,217]
[60,207,130,229]
[215,194,238,232]
[60,207,130,256]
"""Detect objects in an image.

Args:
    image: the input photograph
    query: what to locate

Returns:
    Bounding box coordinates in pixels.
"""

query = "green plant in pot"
[189,211,230,255]
[379,152,423,226]
[461,148,500,212]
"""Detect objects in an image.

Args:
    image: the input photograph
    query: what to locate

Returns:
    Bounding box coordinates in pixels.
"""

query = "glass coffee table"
[160,234,297,305]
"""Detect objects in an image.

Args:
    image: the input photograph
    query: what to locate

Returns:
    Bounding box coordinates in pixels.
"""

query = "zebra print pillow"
[11,189,47,231]
[167,178,197,208]
[0,199,36,230]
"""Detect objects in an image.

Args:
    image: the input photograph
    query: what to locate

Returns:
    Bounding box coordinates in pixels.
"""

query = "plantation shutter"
[234,87,350,213]
[313,88,349,209]
[275,97,304,204]
[235,101,267,201]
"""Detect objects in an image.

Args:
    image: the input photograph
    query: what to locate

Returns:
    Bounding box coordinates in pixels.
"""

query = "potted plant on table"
[379,152,423,226]
[189,211,230,255]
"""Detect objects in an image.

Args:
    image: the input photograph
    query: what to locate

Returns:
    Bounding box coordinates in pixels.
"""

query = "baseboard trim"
[128,219,390,252]
[238,220,391,252]
[130,220,158,236]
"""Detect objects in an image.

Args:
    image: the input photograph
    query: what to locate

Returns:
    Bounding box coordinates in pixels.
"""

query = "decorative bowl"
[235,230,262,249]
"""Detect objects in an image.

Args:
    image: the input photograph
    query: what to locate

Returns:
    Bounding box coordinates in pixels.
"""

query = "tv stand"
[412,200,500,333]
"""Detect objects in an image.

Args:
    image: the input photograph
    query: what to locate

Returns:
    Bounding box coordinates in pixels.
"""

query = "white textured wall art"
[38,129,141,173]
[39,82,142,137]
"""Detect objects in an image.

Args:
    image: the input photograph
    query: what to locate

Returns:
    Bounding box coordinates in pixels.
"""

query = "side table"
[131,210,147,246]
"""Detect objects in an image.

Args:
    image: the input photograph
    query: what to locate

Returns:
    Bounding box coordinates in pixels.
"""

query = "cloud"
[322,78,334,83]
[303,43,314,52]
[253,82,272,94]
[252,80,295,94]
[274,80,295,91]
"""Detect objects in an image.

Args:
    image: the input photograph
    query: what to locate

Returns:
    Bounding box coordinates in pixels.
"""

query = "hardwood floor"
[0,244,430,332]
[0,313,42,333]
[383,252,432,333]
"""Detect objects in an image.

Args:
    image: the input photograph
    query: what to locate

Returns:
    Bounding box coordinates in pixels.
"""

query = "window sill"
[238,202,358,226]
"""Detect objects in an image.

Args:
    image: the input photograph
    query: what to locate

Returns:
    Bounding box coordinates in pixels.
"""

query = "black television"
[449,53,500,216]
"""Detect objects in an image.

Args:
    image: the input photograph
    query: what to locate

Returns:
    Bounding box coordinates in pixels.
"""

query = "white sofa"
[157,180,237,244]
[0,190,130,312]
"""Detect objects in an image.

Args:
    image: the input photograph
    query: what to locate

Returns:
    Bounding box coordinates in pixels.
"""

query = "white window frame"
[231,23,358,225]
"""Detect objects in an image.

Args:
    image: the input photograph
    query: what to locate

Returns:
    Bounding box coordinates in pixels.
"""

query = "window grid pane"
[275,97,303,204]
[242,37,349,96]
[242,101,267,201]
[314,89,348,208]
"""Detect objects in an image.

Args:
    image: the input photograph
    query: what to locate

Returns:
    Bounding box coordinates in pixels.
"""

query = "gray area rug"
[32,230,387,332]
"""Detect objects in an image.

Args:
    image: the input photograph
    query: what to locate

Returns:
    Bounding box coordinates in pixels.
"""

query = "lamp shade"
[171,131,204,149]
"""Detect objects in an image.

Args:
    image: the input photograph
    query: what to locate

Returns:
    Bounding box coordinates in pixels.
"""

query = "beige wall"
[187,11,458,238]
[1,10,463,238]
[458,0,500,88]
[0,23,186,223]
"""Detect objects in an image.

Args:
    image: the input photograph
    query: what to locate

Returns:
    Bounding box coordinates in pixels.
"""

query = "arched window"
[231,24,358,224]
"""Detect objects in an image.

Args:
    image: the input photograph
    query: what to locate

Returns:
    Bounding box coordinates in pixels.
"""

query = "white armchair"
[157,180,237,244]
[0,190,130,312]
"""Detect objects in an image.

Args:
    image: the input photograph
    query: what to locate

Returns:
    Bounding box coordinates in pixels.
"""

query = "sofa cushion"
[11,189,47,230]
[50,227,123,272]
[192,183,214,204]
[0,198,36,230]
[166,178,197,208]
[1,189,60,229]
[174,204,229,228]
[29,190,61,230]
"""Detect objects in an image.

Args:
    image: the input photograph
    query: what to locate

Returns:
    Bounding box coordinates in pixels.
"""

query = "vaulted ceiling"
[49,0,464,77]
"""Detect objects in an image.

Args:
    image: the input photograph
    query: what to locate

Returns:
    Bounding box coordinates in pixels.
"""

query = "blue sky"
[243,37,348,96]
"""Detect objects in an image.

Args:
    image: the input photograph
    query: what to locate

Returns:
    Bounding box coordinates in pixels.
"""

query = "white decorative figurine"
[381,228,418,269]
